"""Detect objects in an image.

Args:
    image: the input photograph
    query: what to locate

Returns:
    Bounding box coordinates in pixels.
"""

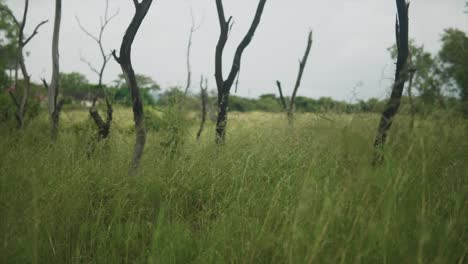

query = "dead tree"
[374,0,410,163]
[47,0,63,140]
[196,75,208,141]
[76,0,118,139]
[112,0,153,174]
[276,30,313,126]
[214,0,267,144]
[184,8,201,96]
[0,0,48,128]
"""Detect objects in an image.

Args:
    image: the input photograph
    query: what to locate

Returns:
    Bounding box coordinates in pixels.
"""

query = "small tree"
[112,0,153,174]
[0,0,47,128]
[374,0,410,163]
[76,0,118,139]
[214,0,267,144]
[276,30,313,126]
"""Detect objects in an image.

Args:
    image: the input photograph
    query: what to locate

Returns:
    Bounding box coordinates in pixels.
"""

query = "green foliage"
[110,74,160,106]
[439,28,468,114]
[60,72,92,99]
[0,91,15,123]
[0,112,466,263]
[0,1,18,88]
[110,86,156,106]
[114,73,161,91]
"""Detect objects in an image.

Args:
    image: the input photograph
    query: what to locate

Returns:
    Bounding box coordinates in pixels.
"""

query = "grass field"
[1,109,467,263]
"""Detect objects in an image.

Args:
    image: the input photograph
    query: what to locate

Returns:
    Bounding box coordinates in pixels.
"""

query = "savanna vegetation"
[0,0,467,263]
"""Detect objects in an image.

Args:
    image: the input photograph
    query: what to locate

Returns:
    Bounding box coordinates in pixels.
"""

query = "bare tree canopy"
[76,0,118,140]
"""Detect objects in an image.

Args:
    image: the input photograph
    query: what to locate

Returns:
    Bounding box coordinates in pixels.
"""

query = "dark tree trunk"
[276,30,313,126]
[215,92,229,144]
[374,0,410,163]
[89,97,113,139]
[214,0,267,144]
[112,0,153,175]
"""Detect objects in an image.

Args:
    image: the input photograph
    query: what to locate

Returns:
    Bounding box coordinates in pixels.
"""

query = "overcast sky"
[7,0,468,101]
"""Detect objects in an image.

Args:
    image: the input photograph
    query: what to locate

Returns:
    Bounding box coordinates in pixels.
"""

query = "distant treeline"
[1,71,461,119]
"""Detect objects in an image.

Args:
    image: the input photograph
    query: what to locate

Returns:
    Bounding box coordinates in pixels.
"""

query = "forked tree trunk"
[276,30,313,126]
[0,0,47,129]
[196,76,208,141]
[112,0,153,174]
[374,0,410,163]
[89,96,113,139]
[214,0,267,144]
[49,0,62,140]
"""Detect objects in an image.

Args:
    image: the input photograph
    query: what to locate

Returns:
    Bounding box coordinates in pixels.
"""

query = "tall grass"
[0,111,467,263]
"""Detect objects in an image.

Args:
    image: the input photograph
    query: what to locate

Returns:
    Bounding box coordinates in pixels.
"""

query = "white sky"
[7,0,468,101]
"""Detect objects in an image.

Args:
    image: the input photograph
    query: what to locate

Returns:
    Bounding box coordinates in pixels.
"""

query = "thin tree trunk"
[276,30,313,126]
[196,76,208,141]
[374,0,410,163]
[184,9,199,96]
[214,0,267,144]
[49,0,62,140]
[112,0,153,175]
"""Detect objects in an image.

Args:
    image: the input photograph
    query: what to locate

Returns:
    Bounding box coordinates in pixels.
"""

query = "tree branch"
[224,0,267,89]
[289,30,313,113]
[276,80,287,111]
[23,20,48,46]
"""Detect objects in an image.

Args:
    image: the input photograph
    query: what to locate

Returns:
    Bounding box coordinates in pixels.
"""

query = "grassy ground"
[0,109,467,263]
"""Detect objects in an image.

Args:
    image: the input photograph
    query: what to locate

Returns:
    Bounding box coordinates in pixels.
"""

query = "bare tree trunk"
[112,0,153,175]
[49,0,62,140]
[196,75,208,141]
[374,0,410,163]
[215,0,267,144]
[76,0,117,140]
[276,30,313,126]
[184,9,200,96]
[0,0,47,129]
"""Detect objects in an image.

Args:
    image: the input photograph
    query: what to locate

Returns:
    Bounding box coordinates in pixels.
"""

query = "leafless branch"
[23,20,48,46]
[276,80,287,111]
